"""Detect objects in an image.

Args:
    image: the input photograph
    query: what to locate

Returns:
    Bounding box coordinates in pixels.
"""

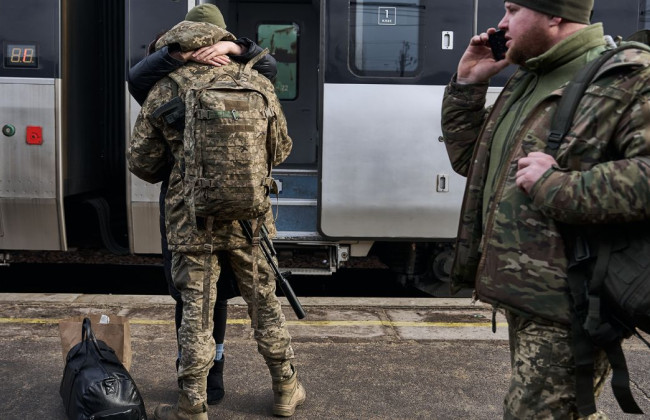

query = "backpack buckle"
[574,236,591,262]
[546,130,563,150]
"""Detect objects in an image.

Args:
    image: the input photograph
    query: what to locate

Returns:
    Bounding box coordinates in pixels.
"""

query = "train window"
[257,23,299,100]
[350,0,424,77]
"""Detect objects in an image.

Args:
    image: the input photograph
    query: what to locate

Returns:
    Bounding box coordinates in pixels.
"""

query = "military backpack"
[162,49,276,222]
[545,31,650,416]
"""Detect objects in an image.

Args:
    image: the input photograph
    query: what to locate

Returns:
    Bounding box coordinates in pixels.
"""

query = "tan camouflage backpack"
[167,50,276,221]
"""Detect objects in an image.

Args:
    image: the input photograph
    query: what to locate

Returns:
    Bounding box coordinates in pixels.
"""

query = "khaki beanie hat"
[507,0,593,24]
[185,4,227,29]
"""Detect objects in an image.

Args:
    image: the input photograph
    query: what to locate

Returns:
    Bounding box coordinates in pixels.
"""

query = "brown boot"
[272,367,306,417]
[153,393,208,420]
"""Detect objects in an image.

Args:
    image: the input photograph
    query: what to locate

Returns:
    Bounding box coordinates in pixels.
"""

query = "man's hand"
[456,28,511,85]
[516,152,557,194]
[190,41,246,66]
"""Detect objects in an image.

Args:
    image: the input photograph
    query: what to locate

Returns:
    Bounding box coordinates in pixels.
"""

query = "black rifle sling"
[546,44,645,415]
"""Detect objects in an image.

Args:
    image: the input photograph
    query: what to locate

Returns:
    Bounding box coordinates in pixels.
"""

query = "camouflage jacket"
[128,21,292,252]
[441,24,650,325]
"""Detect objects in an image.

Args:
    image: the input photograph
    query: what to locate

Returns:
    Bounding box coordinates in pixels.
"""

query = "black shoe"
[207,356,225,405]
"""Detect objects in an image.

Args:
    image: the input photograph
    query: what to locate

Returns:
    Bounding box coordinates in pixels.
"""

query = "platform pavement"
[0,293,648,419]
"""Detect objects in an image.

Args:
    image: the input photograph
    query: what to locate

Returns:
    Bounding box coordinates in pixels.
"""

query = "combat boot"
[272,366,306,417]
[153,393,207,420]
[206,356,225,405]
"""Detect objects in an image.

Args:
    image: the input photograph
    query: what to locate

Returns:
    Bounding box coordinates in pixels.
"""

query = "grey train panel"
[320,0,474,239]
[0,198,62,250]
[131,202,163,254]
[0,0,64,251]
[0,79,64,250]
[0,80,58,199]
[320,84,464,239]
[126,0,192,254]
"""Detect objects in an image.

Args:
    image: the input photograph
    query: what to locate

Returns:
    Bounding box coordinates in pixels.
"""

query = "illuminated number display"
[4,44,38,68]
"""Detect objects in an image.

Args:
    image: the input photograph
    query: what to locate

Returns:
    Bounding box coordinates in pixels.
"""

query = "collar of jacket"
[524,23,607,74]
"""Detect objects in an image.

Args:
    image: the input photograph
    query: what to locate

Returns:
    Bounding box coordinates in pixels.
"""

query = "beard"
[506,24,553,67]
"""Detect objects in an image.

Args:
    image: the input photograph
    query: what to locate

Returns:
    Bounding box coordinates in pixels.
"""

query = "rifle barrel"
[239,220,306,319]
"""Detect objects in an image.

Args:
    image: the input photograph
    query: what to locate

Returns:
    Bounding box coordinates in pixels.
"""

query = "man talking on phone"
[441,1,650,418]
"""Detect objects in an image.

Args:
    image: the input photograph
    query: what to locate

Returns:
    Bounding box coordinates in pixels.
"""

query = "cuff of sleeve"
[446,73,490,99]
[165,44,185,64]
[233,37,253,49]
[231,37,259,62]
[530,167,565,208]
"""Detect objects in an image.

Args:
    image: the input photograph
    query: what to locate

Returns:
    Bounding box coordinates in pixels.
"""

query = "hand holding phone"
[488,30,508,61]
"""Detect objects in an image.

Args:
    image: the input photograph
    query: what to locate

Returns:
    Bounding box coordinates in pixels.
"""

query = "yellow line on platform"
[0,317,507,328]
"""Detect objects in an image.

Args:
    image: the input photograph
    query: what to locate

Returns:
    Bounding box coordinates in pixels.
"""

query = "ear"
[549,16,562,27]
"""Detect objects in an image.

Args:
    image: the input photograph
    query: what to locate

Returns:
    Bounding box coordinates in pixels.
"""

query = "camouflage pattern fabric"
[441,23,650,325]
[128,21,295,408]
[128,21,292,253]
[155,21,236,52]
[168,54,277,222]
[504,311,611,420]
[172,248,294,407]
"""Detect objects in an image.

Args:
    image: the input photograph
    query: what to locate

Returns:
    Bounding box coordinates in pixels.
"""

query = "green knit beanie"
[185,4,227,29]
[507,0,593,24]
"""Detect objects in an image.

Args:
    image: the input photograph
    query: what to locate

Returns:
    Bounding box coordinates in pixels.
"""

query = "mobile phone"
[488,30,508,61]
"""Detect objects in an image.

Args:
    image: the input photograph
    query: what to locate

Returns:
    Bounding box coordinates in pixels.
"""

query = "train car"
[1,0,648,295]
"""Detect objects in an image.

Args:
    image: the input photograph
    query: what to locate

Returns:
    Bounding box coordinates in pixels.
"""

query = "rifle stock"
[239,220,306,319]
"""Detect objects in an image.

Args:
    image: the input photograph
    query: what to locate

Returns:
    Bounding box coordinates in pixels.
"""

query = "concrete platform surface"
[0,293,648,419]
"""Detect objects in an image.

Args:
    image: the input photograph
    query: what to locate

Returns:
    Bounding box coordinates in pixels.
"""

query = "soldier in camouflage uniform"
[128,17,306,420]
[128,4,278,406]
[441,0,650,418]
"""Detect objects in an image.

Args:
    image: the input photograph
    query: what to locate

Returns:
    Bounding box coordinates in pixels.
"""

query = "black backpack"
[545,32,650,416]
[60,317,147,420]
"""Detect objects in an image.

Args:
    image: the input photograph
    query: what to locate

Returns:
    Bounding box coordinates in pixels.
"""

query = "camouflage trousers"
[504,311,611,420]
[171,246,295,407]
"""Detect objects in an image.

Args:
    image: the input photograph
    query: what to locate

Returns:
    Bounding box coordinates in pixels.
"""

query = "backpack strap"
[240,48,269,81]
[546,43,647,154]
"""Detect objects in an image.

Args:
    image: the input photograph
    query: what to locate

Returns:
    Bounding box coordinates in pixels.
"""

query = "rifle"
[239,220,306,319]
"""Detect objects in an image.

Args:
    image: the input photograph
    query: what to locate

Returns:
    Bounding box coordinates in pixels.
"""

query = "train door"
[1,0,133,255]
[126,0,192,254]
[319,0,473,241]
[0,0,63,250]
[227,1,322,242]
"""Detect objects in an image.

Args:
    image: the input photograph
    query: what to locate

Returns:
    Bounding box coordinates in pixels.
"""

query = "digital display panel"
[4,43,38,68]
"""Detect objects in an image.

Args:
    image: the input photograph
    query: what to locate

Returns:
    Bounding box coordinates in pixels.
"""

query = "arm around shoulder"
[232,37,278,81]
[128,45,185,105]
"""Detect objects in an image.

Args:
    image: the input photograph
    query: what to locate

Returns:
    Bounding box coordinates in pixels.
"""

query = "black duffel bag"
[60,317,147,420]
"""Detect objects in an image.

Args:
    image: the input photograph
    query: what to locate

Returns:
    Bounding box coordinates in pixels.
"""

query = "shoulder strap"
[240,48,269,81]
[546,44,647,155]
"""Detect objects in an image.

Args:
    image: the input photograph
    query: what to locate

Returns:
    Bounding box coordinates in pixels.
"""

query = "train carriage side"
[0,0,192,263]
[215,0,650,295]
[1,0,648,296]
[0,0,63,253]
[211,0,505,294]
